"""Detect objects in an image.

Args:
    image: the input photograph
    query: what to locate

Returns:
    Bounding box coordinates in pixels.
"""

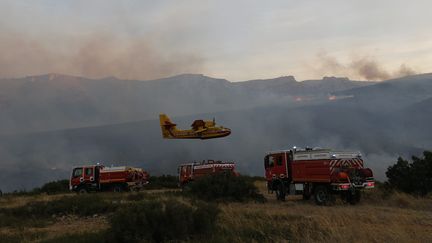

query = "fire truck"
[178,160,238,186]
[69,164,149,193]
[265,147,374,205]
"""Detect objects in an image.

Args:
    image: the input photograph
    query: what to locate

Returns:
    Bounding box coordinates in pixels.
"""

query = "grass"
[0,180,431,242]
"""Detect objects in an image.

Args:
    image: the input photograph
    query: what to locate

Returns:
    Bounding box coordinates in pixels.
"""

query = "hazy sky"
[1,0,431,81]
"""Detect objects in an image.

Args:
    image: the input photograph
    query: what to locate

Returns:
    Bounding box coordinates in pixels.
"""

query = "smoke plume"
[0,31,205,80]
[315,52,417,81]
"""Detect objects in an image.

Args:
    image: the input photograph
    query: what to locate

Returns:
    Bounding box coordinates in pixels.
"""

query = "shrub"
[41,231,106,243]
[146,175,179,189]
[186,173,266,202]
[386,151,432,196]
[1,194,115,222]
[108,199,219,243]
[39,179,70,194]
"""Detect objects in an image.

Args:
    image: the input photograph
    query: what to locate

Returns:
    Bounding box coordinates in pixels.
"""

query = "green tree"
[386,151,432,196]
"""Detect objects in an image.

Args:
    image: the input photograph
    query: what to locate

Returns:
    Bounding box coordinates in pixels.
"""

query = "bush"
[146,175,179,189]
[41,231,106,243]
[108,199,219,243]
[39,179,70,194]
[186,173,266,202]
[386,151,432,196]
[0,194,116,223]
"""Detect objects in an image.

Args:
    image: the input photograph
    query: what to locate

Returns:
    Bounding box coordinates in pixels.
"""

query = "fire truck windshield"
[73,168,83,178]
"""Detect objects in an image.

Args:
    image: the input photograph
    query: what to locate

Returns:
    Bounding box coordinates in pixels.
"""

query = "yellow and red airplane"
[159,114,231,139]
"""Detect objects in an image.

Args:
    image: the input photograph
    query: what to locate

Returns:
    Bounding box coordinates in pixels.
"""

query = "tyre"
[314,185,330,205]
[347,190,361,205]
[275,182,286,201]
[303,184,311,200]
[112,185,123,192]
[77,187,88,194]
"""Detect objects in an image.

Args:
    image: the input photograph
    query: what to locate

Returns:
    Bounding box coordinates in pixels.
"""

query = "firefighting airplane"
[159,113,231,139]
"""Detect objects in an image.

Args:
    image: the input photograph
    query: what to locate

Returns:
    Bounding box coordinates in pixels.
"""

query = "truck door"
[265,154,286,179]
[273,153,287,178]
[186,165,193,179]
[264,155,274,180]
[179,165,193,184]
[71,167,84,188]
[83,166,95,183]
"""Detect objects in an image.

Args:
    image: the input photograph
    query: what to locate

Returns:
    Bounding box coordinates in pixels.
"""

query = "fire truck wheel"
[303,184,311,200]
[348,190,361,205]
[112,185,123,193]
[275,182,286,201]
[77,188,88,194]
[314,185,330,205]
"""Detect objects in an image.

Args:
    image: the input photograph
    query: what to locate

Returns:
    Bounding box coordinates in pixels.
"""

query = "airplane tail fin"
[159,114,177,138]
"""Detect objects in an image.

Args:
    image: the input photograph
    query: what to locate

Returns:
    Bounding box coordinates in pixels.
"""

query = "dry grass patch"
[216,201,432,242]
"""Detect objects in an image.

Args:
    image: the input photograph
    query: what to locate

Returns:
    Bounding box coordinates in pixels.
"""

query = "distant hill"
[0,73,373,134]
[234,76,373,95]
[333,73,432,111]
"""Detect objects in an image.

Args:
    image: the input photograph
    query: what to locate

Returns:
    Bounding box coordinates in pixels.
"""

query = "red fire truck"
[265,147,374,205]
[69,164,149,193]
[178,160,238,186]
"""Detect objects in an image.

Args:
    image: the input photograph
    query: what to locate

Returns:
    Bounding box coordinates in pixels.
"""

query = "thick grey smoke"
[0,31,204,80]
[351,57,390,80]
[315,52,417,80]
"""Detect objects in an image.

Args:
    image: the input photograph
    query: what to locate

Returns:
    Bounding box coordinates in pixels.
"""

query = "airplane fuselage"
[166,127,231,139]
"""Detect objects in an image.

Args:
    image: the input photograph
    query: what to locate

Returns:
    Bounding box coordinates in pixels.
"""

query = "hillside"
[0,74,372,134]
[0,97,430,191]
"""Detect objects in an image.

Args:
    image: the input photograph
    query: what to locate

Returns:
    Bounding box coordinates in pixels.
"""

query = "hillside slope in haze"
[334,73,432,111]
[0,73,372,134]
[0,73,431,191]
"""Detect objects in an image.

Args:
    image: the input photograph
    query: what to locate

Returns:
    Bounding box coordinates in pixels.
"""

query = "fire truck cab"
[265,147,374,205]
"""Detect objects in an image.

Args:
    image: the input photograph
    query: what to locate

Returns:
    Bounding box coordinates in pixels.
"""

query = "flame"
[328,95,337,101]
